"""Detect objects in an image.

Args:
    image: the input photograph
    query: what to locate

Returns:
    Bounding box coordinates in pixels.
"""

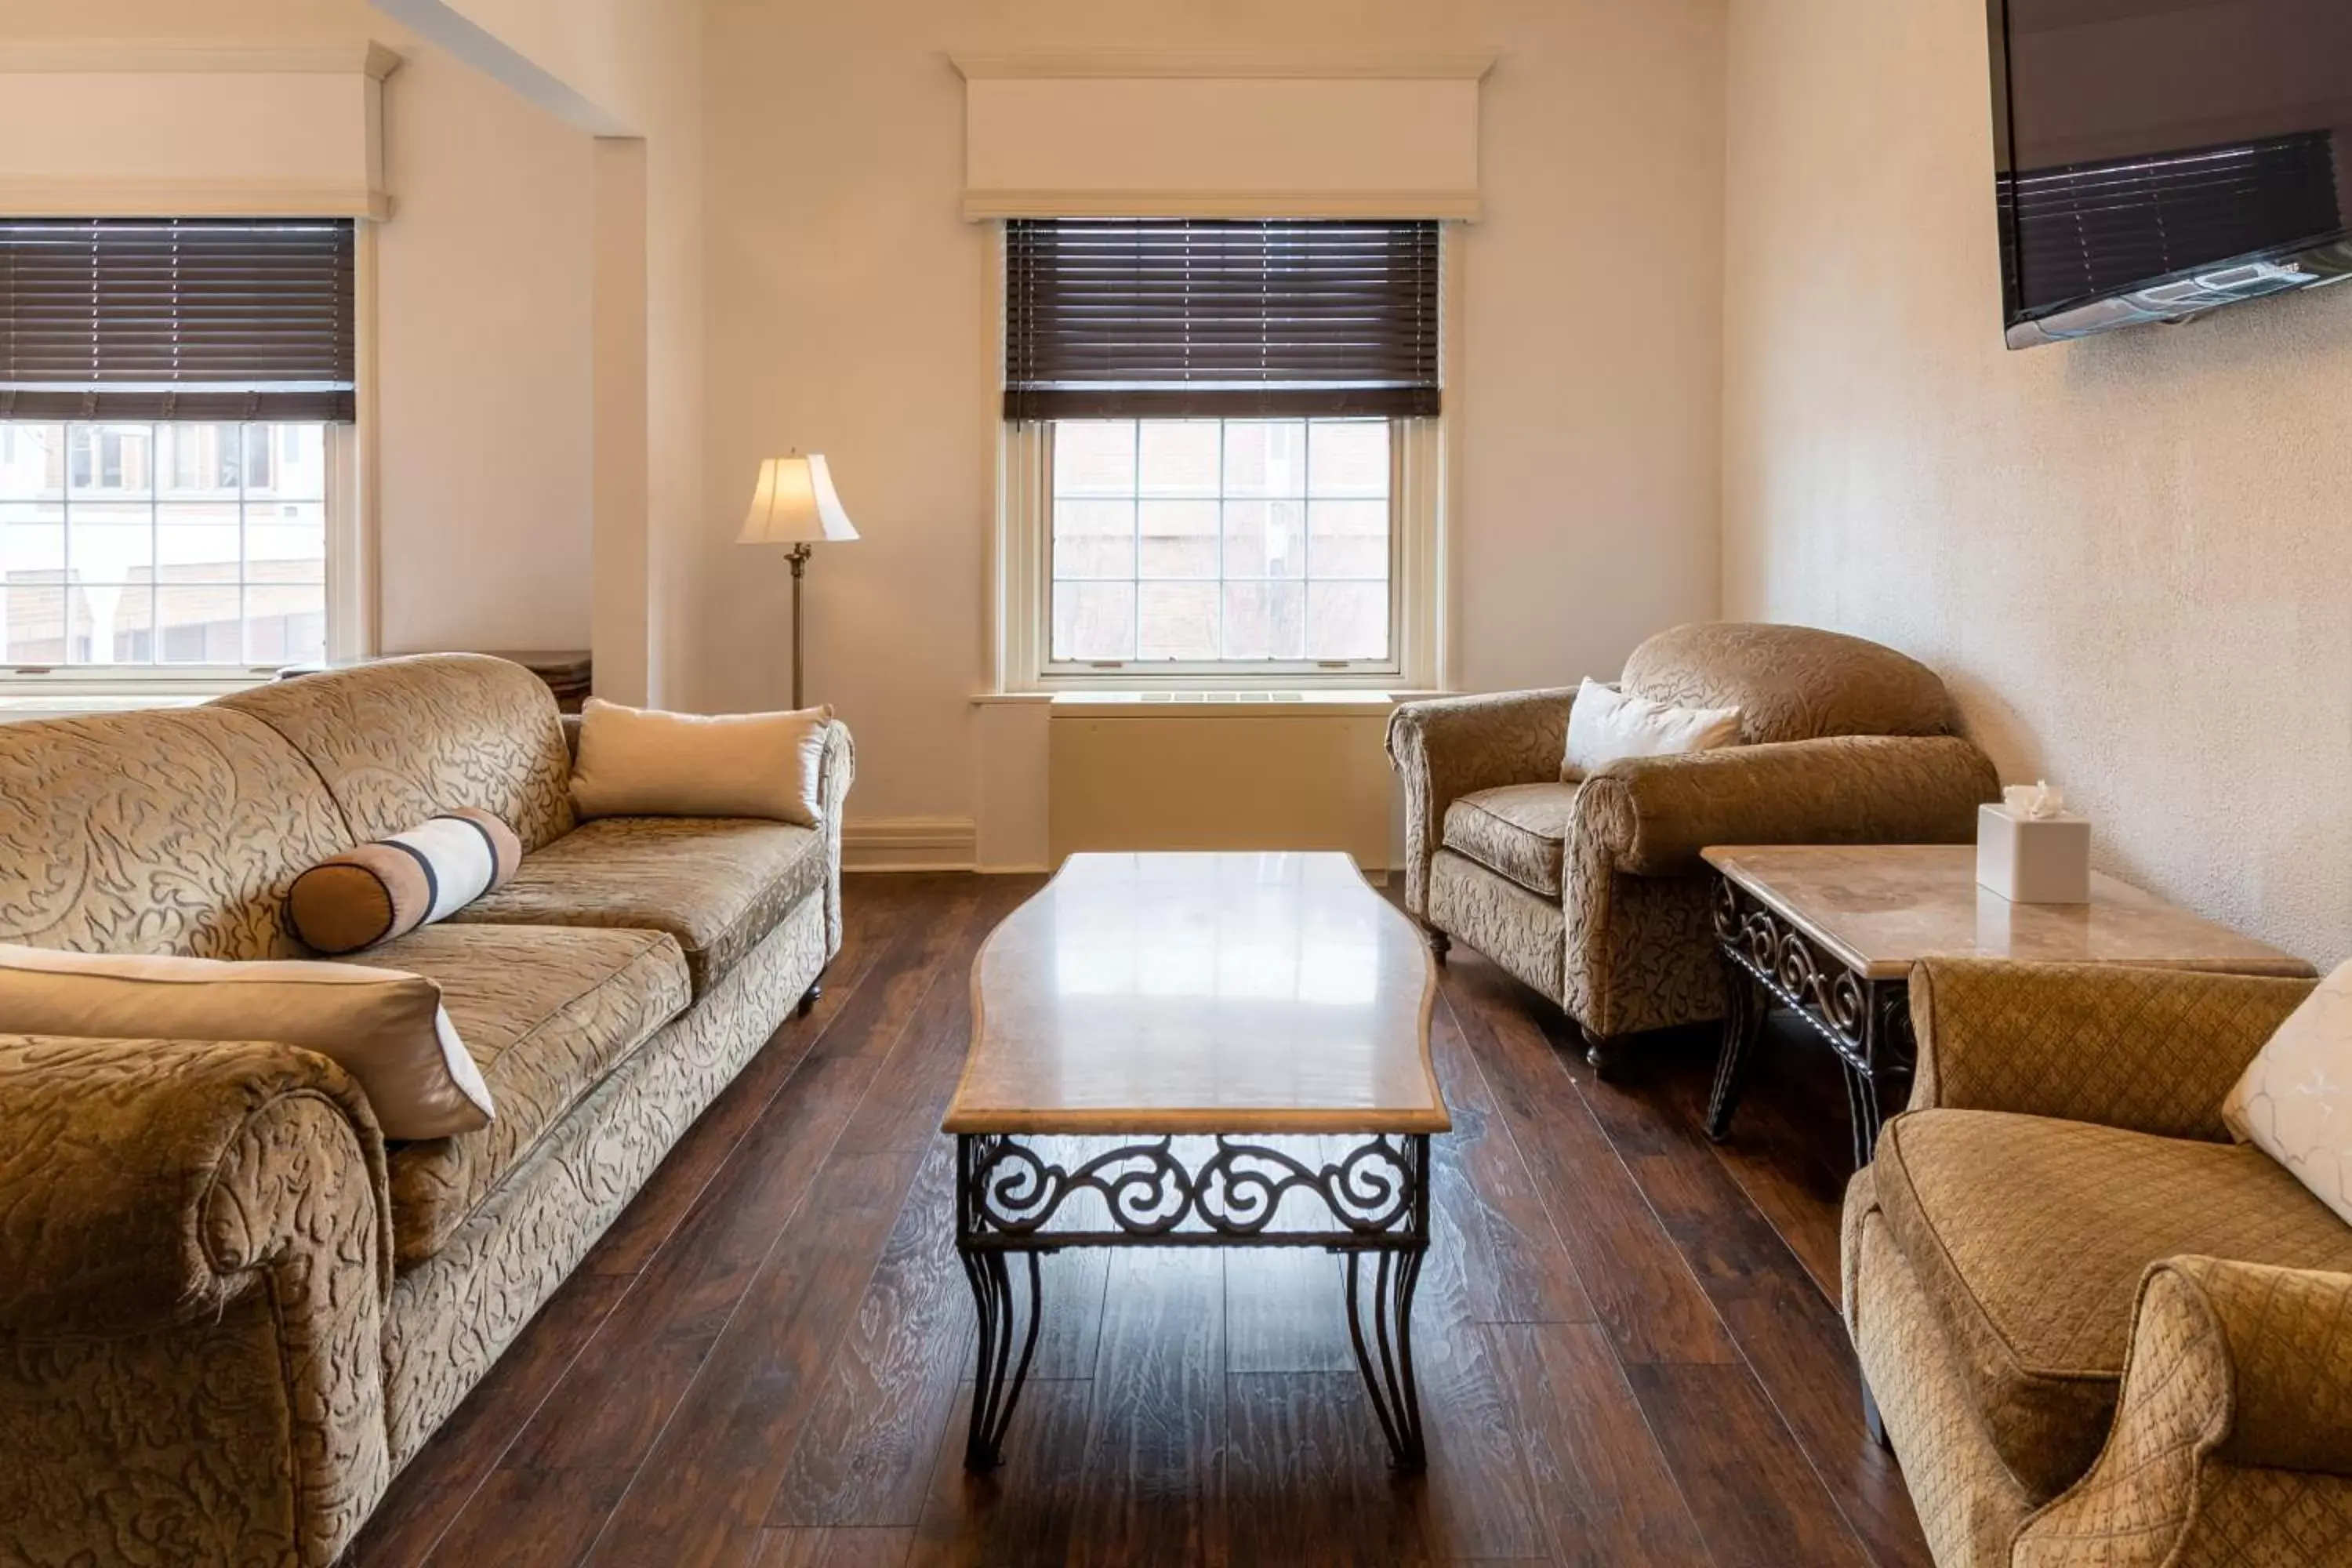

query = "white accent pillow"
[569,698,832,828]
[0,943,493,1139]
[2223,960,2352,1226]
[1561,677,1743,780]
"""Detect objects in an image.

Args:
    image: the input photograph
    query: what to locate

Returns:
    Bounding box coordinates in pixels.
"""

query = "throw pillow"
[568,697,832,827]
[0,944,493,1139]
[289,808,523,955]
[1561,677,1742,780]
[2223,960,2352,1226]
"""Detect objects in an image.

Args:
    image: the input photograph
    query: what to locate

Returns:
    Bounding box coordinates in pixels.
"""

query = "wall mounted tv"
[1989,0,2352,347]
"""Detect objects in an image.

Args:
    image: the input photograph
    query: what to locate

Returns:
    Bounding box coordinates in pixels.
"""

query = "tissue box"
[1976,803,2090,904]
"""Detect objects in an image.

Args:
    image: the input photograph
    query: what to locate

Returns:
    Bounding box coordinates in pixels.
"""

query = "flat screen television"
[1988,0,2352,347]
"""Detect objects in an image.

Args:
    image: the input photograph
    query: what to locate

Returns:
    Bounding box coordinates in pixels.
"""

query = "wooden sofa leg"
[1580,1024,1619,1080]
[1861,1380,1893,1454]
[1428,931,1450,965]
[797,979,822,1018]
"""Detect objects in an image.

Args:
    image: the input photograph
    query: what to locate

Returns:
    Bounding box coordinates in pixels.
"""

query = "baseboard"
[841,815,979,871]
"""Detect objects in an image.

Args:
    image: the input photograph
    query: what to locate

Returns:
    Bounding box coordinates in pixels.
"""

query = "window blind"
[0,219,358,422]
[1004,219,1441,419]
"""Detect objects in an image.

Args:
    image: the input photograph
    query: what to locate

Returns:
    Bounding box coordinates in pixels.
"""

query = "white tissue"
[2002,780,2066,821]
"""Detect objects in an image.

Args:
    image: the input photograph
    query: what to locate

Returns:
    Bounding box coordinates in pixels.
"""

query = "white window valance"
[0,43,400,220]
[952,51,1494,222]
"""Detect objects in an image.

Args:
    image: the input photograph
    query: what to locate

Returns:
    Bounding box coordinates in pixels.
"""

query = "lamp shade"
[738,453,860,546]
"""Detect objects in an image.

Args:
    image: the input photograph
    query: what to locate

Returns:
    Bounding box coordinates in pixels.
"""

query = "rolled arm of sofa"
[2015,1258,2352,1566]
[1907,959,2314,1141]
[1573,733,1998,878]
[818,719,856,955]
[1385,688,1577,920]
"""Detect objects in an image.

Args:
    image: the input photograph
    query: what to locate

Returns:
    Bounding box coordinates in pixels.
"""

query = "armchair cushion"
[1872,1108,2352,1502]
[1443,782,1577,898]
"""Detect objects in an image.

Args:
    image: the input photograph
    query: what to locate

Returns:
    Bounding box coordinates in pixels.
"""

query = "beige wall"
[697,0,1730,828]
[1722,0,2352,964]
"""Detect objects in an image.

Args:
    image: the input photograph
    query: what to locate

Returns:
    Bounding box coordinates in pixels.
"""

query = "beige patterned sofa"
[1386,622,1998,1070]
[1849,960,2352,1566]
[0,655,854,1566]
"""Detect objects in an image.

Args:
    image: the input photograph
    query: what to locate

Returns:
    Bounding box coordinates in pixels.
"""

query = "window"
[1003,219,1444,686]
[0,219,358,680]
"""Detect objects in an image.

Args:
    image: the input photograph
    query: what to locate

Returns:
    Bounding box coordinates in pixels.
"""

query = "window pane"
[159,425,241,497]
[1222,421,1308,497]
[1137,583,1218,660]
[155,503,242,583]
[1137,420,1221,495]
[1052,499,1134,579]
[1308,420,1389,497]
[67,424,154,496]
[67,503,153,580]
[243,584,327,664]
[2,585,67,662]
[1,503,65,577]
[248,424,326,501]
[1307,581,1390,661]
[1138,500,1217,579]
[67,583,149,666]
[1222,499,1306,579]
[0,425,64,499]
[247,502,325,581]
[1054,421,1136,496]
[1052,581,1135,661]
[1307,500,1390,579]
[156,584,247,664]
[1222,582,1306,660]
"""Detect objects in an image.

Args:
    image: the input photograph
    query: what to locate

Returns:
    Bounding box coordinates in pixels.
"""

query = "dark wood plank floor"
[347,872,1930,1568]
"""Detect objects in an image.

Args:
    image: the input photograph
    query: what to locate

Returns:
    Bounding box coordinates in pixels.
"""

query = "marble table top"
[1701,844,2314,982]
[946,851,1449,1136]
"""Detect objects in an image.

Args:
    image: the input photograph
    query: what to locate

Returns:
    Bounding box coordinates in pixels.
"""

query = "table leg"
[960,1244,1044,1470]
[1705,958,1768,1142]
[1341,1243,1428,1470]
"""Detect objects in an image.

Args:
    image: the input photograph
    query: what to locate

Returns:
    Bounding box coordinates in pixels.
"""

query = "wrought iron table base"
[1705,880,1913,1171]
[955,1131,1432,1471]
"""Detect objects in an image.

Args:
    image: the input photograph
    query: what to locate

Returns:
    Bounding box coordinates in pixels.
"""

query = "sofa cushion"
[447,816,825,999]
[1872,1108,2352,1502]
[351,924,690,1266]
[1443,783,1578,898]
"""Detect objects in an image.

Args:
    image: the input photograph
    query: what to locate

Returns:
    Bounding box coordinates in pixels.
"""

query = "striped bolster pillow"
[289,808,524,955]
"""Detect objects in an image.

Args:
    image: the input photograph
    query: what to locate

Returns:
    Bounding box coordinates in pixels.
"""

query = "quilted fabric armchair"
[1385,622,1998,1069]
[1846,959,2352,1568]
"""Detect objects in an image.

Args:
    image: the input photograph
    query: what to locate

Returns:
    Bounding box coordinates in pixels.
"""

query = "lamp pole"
[789,541,812,710]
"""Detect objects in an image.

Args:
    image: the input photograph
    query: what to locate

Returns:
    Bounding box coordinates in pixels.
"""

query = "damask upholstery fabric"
[350,923,691,1265]
[219,654,577,852]
[1442,783,1577,898]
[0,1034,390,1568]
[448,814,826,998]
[0,704,351,960]
[1428,848,1564,1000]
[1561,857,1721,1040]
[382,896,826,1462]
[1385,686,1577,923]
[1620,621,1962,745]
[1871,1109,2352,1502]
[1907,960,2316,1141]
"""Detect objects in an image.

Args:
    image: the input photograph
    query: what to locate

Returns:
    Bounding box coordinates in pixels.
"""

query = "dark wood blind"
[1005,219,1441,419]
[0,219,358,421]
[2003,132,2344,318]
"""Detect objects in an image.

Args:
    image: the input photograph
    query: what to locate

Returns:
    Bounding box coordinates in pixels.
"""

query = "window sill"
[0,673,271,720]
[974,688,1443,717]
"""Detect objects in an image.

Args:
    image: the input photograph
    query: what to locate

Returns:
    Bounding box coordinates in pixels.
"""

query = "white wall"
[1722,0,2352,964]
[696,0,1730,829]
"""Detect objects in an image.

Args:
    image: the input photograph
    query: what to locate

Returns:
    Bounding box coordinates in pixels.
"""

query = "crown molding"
[949,49,1496,82]
[0,178,392,222]
[962,189,1482,222]
[0,41,401,78]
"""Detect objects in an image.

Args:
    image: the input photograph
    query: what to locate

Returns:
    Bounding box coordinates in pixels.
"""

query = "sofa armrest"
[1907,960,2314,1141]
[1385,688,1577,920]
[0,1033,391,1338]
[817,719,857,955]
[2014,1258,2352,1566]
[1573,733,1998,878]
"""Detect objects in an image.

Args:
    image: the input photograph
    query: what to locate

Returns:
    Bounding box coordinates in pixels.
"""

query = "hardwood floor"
[347,873,1931,1568]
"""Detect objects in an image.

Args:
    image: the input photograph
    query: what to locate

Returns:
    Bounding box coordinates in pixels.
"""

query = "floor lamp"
[738,452,860,710]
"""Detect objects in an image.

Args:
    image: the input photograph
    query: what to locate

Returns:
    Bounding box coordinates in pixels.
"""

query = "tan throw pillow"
[0,943,493,1139]
[2224,960,2352,1226]
[1562,677,1742,780]
[289,808,524,956]
[568,697,832,827]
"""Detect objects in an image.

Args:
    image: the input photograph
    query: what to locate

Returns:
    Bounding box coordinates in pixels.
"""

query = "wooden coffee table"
[1703,844,2314,1171]
[944,851,1448,1470]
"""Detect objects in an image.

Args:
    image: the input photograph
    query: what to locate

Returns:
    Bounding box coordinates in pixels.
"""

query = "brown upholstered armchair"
[1385,622,1999,1072]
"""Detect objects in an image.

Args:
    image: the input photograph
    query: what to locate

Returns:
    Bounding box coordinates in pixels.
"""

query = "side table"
[1700,844,2314,1171]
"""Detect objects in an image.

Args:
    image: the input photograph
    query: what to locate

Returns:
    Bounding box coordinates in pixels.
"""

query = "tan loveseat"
[1848,960,2352,1567]
[1386,622,1998,1070]
[0,655,854,1566]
